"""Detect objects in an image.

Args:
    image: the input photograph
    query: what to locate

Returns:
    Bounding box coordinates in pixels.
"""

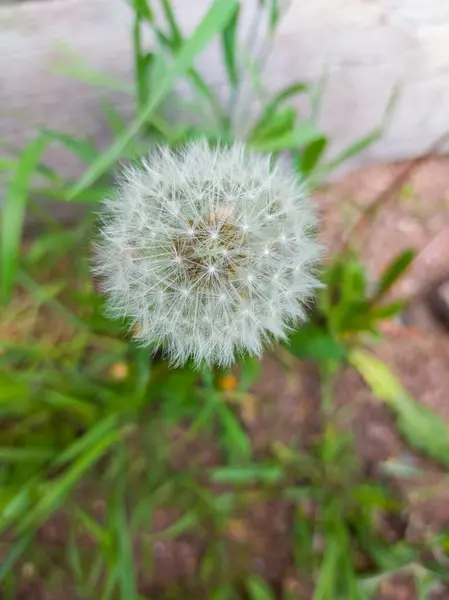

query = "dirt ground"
[5,156,449,599]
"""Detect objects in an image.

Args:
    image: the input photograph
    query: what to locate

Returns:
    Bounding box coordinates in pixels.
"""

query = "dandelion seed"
[93,139,322,368]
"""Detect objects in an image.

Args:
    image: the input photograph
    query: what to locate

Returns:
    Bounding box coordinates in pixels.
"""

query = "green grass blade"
[221,4,241,88]
[1,133,50,305]
[376,249,416,298]
[42,129,99,163]
[53,414,119,468]
[214,401,252,461]
[312,538,341,600]
[320,128,381,176]
[349,349,449,468]
[133,1,152,107]
[209,465,282,485]
[0,448,54,463]
[251,123,322,152]
[0,530,34,584]
[246,576,276,600]
[132,0,154,23]
[113,472,137,600]
[19,430,120,532]
[69,0,239,199]
[54,41,134,93]
[160,0,183,46]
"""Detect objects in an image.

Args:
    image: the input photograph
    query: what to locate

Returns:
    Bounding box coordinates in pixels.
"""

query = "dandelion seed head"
[93,139,322,367]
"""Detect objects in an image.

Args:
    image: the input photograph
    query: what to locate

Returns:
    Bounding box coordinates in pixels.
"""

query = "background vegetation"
[1,0,448,598]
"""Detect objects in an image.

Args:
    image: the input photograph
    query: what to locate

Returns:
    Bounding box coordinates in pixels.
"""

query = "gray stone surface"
[1,0,449,189]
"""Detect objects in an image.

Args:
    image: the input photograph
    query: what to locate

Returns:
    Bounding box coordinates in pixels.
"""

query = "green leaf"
[376,249,416,298]
[69,0,239,198]
[19,429,119,532]
[251,123,322,152]
[1,133,50,305]
[255,82,308,129]
[369,300,406,321]
[340,257,367,304]
[0,448,54,463]
[0,531,34,584]
[42,129,99,163]
[211,586,236,600]
[75,508,111,547]
[297,136,328,176]
[42,390,97,422]
[312,537,341,600]
[160,0,183,47]
[221,4,241,88]
[53,414,119,468]
[102,102,127,136]
[133,0,154,23]
[0,372,30,404]
[133,0,154,107]
[249,107,297,143]
[209,465,283,485]
[246,576,277,600]
[113,473,137,600]
[160,510,199,538]
[349,349,407,404]
[215,401,252,461]
[326,129,382,175]
[349,349,449,468]
[54,41,134,93]
[285,323,346,361]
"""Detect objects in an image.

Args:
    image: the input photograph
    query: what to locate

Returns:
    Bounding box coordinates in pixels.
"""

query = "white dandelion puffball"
[94,140,322,368]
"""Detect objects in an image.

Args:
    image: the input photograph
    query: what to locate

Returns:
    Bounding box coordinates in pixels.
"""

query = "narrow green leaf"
[349,349,407,405]
[102,102,127,136]
[297,136,328,176]
[250,107,297,143]
[1,133,50,304]
[215,401,252,460]
[0,448,54,463]
[161,511,199,538]
[133,0,154,23]
[0,531,34,584]
[160,0,183,46]
[42,129,98,163]
[312,537,341,600]
[246,576,276,600]
[133,1,152,107]
[113,474,137,600]
[250,82,308,136]
[54,41,134,93]
[376,249,416,297]
[268,0,281,31]
[211,586,236,600]
[221,4,241,88]
[370,300,406,320]
[75,507,111,547]
[349,349,449,468]
[69,0,239,198]
[286,323,346,361]
[320,128,381,176]
[209,465,282,485]
[43,390,97,422]
[251,123,322,152]
[0,158,16,172]
[53,414,119,468]
[19,430,119,532]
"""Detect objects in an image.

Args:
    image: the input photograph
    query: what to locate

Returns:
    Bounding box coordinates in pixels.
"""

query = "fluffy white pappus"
[94,139,322,368]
